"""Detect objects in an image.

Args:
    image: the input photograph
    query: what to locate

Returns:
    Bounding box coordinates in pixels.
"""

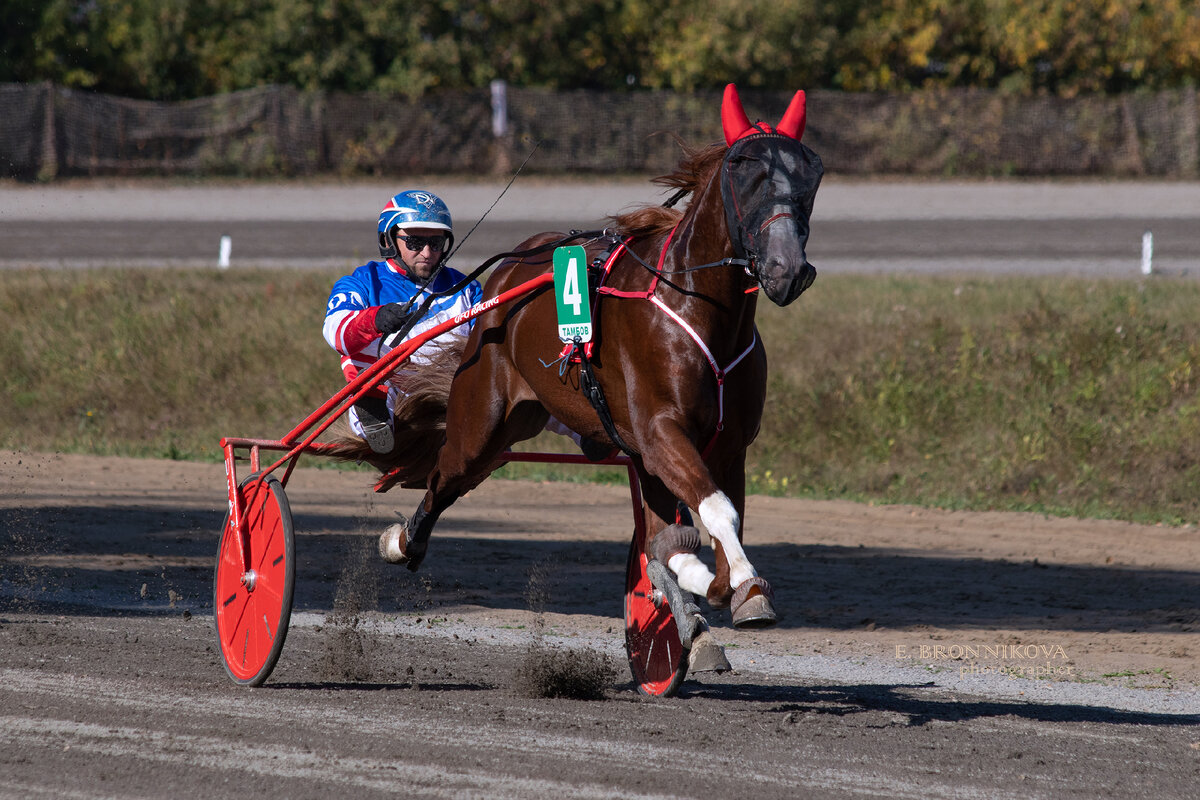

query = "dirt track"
[1,450,1198,798]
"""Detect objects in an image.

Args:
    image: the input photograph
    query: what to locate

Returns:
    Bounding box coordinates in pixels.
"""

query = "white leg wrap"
[667,553,715,597]
[698,492,757,589]
[379,523,407,562]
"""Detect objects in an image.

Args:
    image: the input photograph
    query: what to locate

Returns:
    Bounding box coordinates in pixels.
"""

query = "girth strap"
[574,341,638,456]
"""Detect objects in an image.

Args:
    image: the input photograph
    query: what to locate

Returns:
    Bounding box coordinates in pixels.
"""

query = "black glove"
[374,302,414,335]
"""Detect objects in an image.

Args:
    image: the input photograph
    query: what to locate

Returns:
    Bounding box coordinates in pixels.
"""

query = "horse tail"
[324,337,464,491]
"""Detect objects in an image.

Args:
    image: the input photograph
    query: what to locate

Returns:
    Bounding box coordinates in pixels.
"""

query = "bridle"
[619,129,819,295]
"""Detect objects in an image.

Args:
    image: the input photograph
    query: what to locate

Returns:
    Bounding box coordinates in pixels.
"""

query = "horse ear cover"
[776,90,807,141]
[722,83,807,145]
[722,84,755,146]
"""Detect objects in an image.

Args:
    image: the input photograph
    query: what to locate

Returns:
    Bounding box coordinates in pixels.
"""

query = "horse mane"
[608,141,727,237]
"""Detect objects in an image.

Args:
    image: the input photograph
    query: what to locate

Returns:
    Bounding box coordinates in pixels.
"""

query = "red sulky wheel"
[214,474,295,686]
[624,532,686,697]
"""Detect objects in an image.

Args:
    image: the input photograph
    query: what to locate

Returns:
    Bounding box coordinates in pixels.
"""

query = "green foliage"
[252,0,452,94]
[27,0,200,99]
[982,0,1200,95]
[639,0,830,90]
[4,268,1200,525]
[0,0,47,83]
[3,0,1197,99]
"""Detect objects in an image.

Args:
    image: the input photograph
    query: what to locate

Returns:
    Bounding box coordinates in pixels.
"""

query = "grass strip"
[3,268,1198,524]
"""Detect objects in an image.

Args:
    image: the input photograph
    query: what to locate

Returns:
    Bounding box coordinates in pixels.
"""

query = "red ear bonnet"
[722,83,808,145]
[722,84,754,146]
[776,90,807,141]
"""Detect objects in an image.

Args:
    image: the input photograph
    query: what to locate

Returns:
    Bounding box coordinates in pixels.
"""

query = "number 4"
[562,257,582,315]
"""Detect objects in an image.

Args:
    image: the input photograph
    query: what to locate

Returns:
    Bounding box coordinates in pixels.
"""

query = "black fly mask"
[719,85,823,307]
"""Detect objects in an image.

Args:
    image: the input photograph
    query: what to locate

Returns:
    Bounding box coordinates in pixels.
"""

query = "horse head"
[720,83,823,307]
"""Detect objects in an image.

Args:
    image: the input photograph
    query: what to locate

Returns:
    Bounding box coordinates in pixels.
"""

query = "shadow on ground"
[2,505,1196,640]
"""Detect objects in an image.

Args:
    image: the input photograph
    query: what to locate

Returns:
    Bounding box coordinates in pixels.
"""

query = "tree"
[2,0,1197,98]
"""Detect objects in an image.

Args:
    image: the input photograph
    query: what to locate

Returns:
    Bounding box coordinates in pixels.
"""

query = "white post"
[1140,230,1153,276]
[218,234,232,269]
[490,79,511,174]
[490,79,508,138]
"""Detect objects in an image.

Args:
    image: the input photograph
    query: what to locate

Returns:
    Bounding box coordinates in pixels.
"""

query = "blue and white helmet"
[377,190,454,259]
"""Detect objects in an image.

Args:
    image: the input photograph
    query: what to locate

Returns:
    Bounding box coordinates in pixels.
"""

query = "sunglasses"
[398,233,448,252]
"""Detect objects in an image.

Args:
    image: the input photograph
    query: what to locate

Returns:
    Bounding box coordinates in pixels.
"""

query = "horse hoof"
[731,577,778,629]
[378,523,410,564]
[688,630,731,674]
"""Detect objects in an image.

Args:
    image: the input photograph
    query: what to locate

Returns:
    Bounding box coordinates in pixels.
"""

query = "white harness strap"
[650,296,757,446]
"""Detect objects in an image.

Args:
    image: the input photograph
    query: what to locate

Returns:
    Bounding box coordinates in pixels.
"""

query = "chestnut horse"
[373,84,823,628]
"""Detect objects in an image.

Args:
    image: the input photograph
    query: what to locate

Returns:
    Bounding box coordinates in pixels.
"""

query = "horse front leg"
[638,473,717,600]
[637,473,732,673]
[639,419,775,627]
[707,457,776,628]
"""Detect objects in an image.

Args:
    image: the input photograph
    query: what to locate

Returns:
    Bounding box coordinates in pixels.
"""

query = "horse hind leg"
[379,501,444,572]
[378,442,511,572]
[380,380,549,571]
[377,462,483,572]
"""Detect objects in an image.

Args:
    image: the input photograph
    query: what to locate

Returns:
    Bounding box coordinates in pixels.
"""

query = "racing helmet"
[377,190,454,259]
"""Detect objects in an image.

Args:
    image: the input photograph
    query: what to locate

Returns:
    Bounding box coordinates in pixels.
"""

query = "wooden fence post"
[38,81,57,180]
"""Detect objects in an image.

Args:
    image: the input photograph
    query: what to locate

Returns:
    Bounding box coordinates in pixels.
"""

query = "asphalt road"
[2,178,1199,277]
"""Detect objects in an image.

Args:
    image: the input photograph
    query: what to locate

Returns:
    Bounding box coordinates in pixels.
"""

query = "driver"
[324,190,481,454]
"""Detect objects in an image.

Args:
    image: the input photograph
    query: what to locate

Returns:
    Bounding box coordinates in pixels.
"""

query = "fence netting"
[2,83,1196,179]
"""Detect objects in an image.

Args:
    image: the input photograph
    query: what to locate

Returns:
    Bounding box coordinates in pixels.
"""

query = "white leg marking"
[667,553,715,597]
[698,492,757,589]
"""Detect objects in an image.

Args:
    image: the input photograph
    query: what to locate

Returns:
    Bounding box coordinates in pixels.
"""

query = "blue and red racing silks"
[323,258,482,395]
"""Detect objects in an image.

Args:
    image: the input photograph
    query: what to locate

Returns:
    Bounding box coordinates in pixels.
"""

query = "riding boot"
[353,395,394,454]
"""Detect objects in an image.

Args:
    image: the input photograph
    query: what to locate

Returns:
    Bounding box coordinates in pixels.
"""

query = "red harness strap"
[576,223,757,458]
[597,225,674,300]
[649,295,758,458]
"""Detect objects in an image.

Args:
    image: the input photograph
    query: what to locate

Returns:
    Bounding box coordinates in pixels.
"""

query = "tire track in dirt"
[0,666,1047,800]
